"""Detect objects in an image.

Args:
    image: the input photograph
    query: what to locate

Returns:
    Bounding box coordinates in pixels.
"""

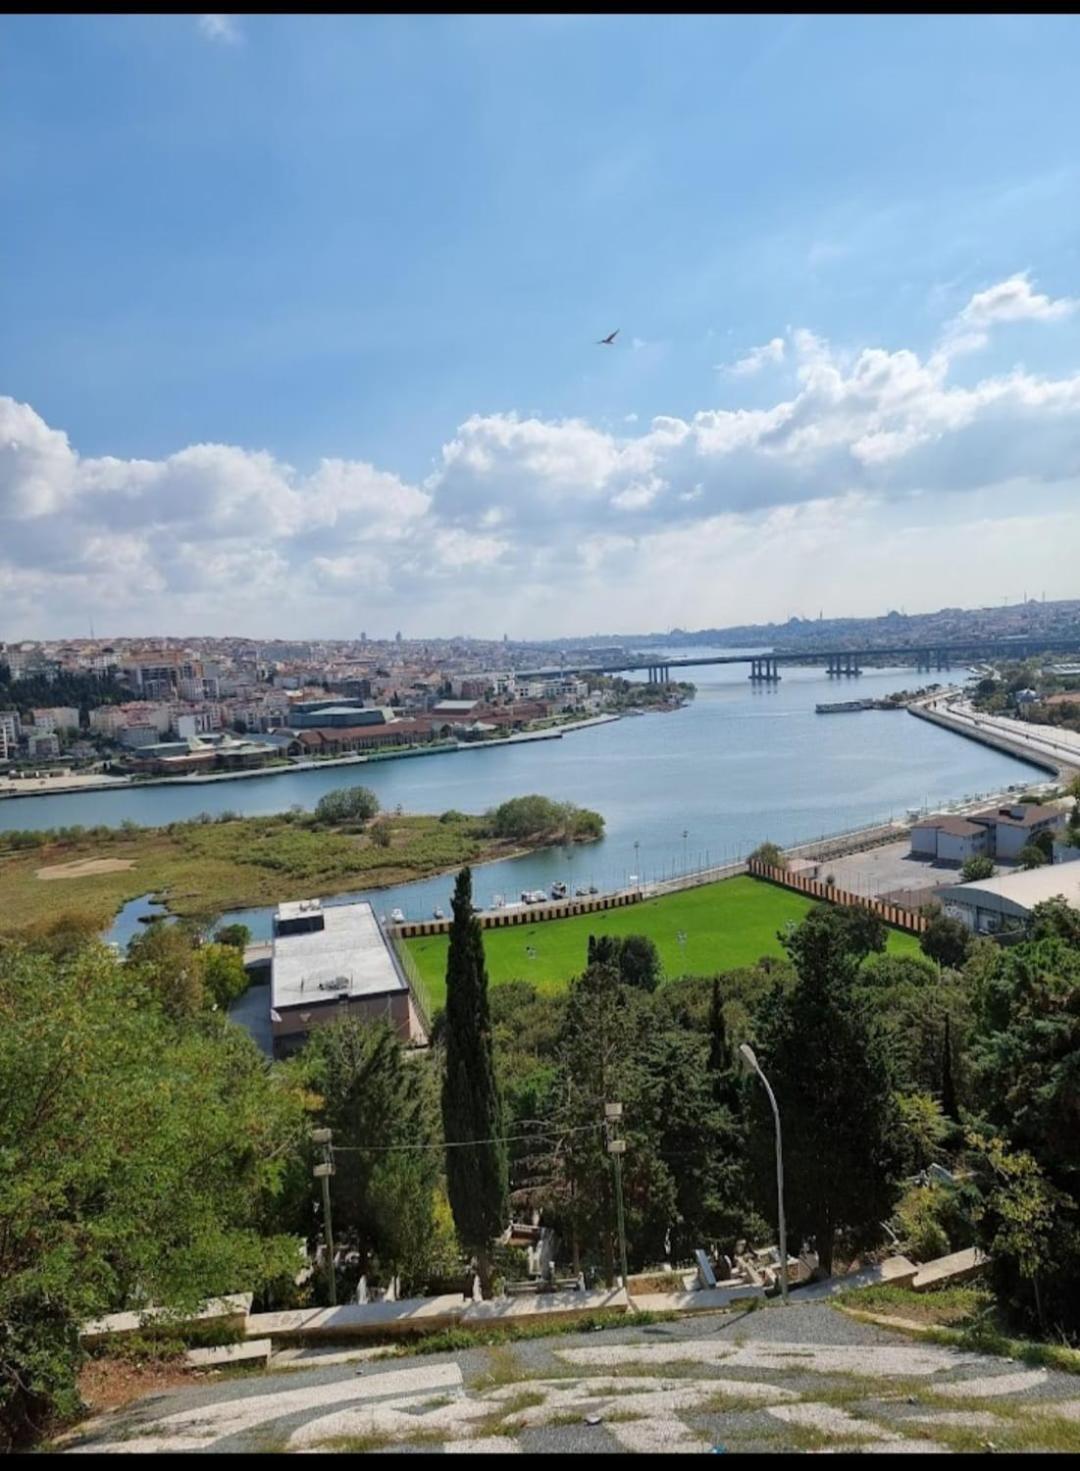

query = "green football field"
[405,875,921,1012]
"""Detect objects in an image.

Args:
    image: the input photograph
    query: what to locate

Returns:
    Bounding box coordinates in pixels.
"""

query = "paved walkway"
[59,1303,1080,1455]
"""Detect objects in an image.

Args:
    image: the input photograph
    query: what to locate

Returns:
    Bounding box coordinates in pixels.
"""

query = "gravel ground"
[57,1300,1080,1455]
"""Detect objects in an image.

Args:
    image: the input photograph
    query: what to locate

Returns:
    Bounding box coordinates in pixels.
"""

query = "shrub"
[213,923,252,952]
[748,841,785,869]
[960,855,995,882]
[895,1185,951,1263]
[1017,843,1047,870]
[314,786,380,825]
[486,795,603,843]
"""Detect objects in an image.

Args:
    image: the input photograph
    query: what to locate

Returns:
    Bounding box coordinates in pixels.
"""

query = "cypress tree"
[441,866,508,1298]
[941,1013,960,1124]
[707,979,727,1072]
[707,978,739,1112]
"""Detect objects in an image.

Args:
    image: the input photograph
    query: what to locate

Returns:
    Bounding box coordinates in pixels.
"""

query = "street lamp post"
[739,1044,788,1304]
[605,1102,630,1289]
[311,1126,337,1307]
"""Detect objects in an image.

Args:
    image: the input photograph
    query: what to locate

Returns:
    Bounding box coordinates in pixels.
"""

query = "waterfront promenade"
[0,713,622,802]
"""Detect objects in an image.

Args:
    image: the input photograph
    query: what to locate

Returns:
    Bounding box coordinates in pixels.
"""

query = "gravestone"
[695,1248,717,1290]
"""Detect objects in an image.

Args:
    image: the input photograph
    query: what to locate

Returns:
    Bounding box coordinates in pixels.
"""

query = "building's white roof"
[938,859,1080,919]
[271,900,406,1011]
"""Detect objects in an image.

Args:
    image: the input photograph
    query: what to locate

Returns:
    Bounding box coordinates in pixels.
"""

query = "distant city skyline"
[5,594,1079,652]
[3,15,1080,637]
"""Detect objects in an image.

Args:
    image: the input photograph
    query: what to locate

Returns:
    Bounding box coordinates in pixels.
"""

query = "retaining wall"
[747,859,928,934]
[393,888,645,940]
[908,702,1067,778]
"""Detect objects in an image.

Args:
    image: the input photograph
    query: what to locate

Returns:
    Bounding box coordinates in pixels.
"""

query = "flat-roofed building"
[938,860,1080,936]
[269,898,426,1058]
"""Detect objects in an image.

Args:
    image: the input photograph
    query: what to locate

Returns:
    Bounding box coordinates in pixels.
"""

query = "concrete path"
[59,1303,1080,1455]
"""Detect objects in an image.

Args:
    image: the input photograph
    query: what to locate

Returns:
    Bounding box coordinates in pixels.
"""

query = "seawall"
[907,701,1074,781]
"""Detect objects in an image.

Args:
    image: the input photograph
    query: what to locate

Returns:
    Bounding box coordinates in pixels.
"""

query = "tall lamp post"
[739,1044,788,1304]
[605,1102,630,1289]
[311,1126,337,1307]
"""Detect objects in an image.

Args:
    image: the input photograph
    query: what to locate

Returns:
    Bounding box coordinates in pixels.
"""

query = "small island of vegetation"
[0,788,605,938]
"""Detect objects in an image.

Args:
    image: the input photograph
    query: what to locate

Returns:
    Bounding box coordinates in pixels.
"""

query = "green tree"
[1033,828,1056,860]
[586,933,661,992]
[1028,896,1080,945]
[960,855,995,882]
[748,841,785,869]
[1017,842,1048,870]
[966,1133,1080,1337]
[616,934,662,992]
[441,867,508,1298]
[0,942,308,1452]
[486,795,603,843]
[125,921,206,1018]
[213,923,252,951]
[920,909,972,969]
[313,786,380,824]
[545,963,672,1280]
[638,1026,750,1261]
[964,934,1080,1335]
[298,1019,449,1294]
[707,978,740,1111]
[941,1012,960,1124]
[778,902,883,984]
[201,943,250,1009]
[749,911,905,1277]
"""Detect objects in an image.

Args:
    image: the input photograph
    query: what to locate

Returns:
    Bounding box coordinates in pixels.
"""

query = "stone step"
[911,1247,987,1292]
[187,1338,272,1369]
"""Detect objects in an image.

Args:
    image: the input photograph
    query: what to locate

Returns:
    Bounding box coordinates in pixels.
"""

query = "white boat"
[432,907,445,920]
[390,908,405,924]
[550,881,568,900]
[575,885,589,897]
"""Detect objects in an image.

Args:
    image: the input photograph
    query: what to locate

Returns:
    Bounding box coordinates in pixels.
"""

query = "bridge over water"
[516,637,1080,685]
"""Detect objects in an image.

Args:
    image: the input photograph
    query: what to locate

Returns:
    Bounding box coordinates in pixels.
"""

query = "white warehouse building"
[937,860,1080,936]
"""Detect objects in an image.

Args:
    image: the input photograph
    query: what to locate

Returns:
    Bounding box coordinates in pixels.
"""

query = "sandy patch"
[37,858,136,880]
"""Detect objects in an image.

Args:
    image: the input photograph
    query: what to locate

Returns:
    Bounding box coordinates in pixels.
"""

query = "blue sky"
[2,14,1080,638]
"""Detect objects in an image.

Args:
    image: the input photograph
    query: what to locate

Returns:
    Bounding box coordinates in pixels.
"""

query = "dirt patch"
[36,858,136,881]
[76,1355,196,1416]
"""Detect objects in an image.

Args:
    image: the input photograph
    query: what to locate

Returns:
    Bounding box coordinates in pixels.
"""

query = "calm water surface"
[0,651,1042,945]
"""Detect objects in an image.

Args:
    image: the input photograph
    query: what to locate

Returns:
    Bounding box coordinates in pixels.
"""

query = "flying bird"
[597,329,619,345]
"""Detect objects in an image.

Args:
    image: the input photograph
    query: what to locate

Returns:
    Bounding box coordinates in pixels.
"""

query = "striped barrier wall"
[747,859,929,935]
[392,888,645,940]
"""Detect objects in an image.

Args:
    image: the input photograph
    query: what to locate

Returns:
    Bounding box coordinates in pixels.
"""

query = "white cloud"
[942,271,1077,355]
[3,271,1080,636]
[726,336,786,377]
[197,15,241,45]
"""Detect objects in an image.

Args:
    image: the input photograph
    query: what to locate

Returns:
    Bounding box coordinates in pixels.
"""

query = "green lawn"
[407,875,922,1010]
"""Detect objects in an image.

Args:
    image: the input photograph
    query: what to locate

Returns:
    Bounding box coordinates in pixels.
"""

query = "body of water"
[64,651,1045,949]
